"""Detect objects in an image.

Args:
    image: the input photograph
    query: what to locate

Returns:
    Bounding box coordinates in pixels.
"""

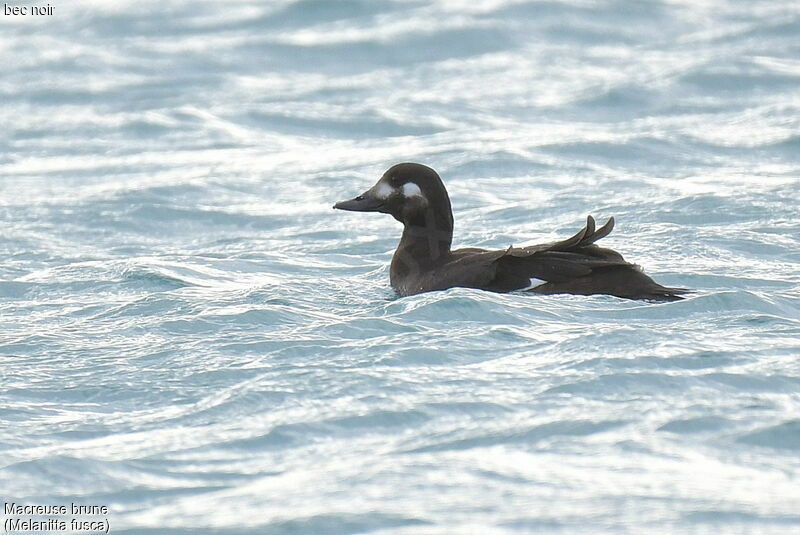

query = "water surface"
[1,1,799,533]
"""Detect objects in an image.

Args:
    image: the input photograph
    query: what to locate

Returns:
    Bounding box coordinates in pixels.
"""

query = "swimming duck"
[334,163,687,301]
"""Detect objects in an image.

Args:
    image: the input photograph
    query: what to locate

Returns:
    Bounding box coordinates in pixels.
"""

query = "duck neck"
[393,208,453,271]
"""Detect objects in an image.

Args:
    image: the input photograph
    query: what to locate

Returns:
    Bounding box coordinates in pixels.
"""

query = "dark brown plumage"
[334,163,688,301]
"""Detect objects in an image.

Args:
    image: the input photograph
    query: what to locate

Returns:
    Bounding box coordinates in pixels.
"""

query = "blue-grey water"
[1,1,799,533]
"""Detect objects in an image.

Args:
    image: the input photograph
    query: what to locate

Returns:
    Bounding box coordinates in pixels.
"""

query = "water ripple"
[2,0,800,533]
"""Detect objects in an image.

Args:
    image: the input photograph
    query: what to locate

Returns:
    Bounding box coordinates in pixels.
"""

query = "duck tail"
[644,285,693,301]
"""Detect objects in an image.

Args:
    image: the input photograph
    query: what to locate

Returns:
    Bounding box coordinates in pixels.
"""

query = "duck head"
[334,163,453,231]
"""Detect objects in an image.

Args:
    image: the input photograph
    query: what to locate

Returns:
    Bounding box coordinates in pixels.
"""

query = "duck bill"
[333,190,385,212]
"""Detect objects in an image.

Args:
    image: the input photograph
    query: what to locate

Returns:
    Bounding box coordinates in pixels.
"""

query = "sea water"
[1,0,799,533]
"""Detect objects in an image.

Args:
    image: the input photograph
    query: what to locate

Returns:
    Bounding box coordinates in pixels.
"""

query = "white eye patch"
[373,182,394,200]
[401,182,423,198]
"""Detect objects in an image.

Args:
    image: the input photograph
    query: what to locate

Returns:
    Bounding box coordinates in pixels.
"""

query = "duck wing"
[505,215,616,255]
[487,216,688,300]
[426,216,619,293]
